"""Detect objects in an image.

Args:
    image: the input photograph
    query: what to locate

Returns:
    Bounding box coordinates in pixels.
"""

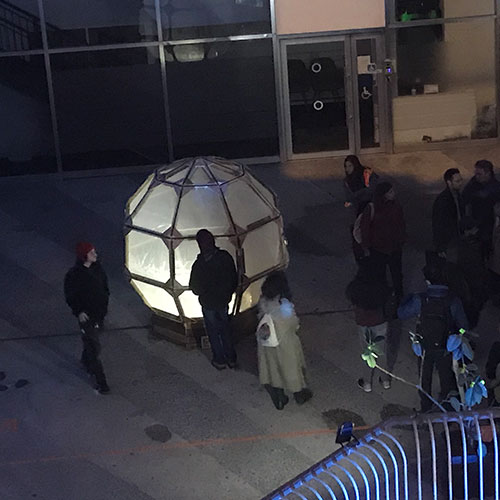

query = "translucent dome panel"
[243,221,282,278]
[175,186,231,237]
[240,278,265,312]
[224,181,276,229]
[131,184,178,233]
[126,231,170,283]
[174,237,237,287]
[187,165,216,185]
[127,174,153,216]
[247,175,276,209]
[131,279,178,316]
[178,290,203,318]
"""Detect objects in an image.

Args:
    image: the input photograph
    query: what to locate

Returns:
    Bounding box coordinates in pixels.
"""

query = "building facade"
[0,0,498,175]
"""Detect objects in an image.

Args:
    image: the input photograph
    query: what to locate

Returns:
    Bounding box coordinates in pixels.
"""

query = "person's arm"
[64,270,86,320]
[397,293,421,320]
[359,203,373,250]
[189,261,203,296]
[450,296,469,331]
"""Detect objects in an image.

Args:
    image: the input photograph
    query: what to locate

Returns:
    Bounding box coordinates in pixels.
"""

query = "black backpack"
[417,294,453,351]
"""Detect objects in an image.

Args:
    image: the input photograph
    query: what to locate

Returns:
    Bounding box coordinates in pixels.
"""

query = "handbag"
[256,313,279,347]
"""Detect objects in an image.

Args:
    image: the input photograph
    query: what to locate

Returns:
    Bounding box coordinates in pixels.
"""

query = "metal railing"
[263,409,500,500]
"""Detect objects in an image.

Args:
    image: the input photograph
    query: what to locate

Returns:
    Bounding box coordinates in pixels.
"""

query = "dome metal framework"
[124,156,288,322]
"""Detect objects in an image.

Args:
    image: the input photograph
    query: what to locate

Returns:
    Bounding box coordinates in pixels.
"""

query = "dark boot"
[265,385,289,410]
[294,388,313,405]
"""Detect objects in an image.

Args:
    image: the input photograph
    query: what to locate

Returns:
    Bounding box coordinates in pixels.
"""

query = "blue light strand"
[427,420,438,500]
[380,432,408,500]
[371,436,399,500]
[352,450,380,500]
[321,470,349,500]
[331,463,361,500]
[345,457,370,500]
[364,439,391,500]
[458,417,469,500]
[488,413,499,500]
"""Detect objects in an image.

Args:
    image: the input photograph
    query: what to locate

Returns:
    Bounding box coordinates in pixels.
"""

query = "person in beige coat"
[256,272,312,410]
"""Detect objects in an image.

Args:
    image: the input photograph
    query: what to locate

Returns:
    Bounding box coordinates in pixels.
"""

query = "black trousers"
[420,350,456,412]
[80,320,107,386]
[370,249,403,297]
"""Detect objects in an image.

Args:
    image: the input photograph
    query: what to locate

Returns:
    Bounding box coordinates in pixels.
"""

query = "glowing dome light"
[124,157,288,322]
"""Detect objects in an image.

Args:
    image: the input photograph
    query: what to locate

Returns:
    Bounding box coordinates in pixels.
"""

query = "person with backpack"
[486,341,500,407]
[398,264,468,412]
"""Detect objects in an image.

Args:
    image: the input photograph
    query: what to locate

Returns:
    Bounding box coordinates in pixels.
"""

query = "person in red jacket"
[360,182,406,299]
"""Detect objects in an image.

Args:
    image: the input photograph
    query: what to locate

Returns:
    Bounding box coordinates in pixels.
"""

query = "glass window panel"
[394,20,497,143]
[395,0,494,21]
[160,0,271,40]
[175,186,231,237]
[224,181,276,230]
[127,174,153,216]
[0,0,42,51]
[126,231,170,283]
[187,164,217,185]
[167,39,278,159]
[246,173,276,208]
[0,55,57,175]
[51,47,168,171]
[174,236,236,286]
[242,221,282,278]
[131,279,178,315]
[132,184,179,233]
[42,0,155,48]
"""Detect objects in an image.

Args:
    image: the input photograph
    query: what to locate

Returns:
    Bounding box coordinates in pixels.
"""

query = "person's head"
[443,168,462,192]
[261,271,292,301]
[474,159,494,184]
[494,201,500,218]
[374,181,394,202]
[344,155,363,176]
[76,242,97,266]
[422,263,445,285]
[196,229,216,254]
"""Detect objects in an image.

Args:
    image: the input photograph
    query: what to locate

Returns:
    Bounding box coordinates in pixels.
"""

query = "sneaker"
[211,360,226,371]
[380,377,391,390]
[357,378,372,393]
[227,360,239,370]
[294,388,313,405]
[276,395,289,410]
[96,383,110,394]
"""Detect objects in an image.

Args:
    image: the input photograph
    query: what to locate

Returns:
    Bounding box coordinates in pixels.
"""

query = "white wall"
[275,0,385,35]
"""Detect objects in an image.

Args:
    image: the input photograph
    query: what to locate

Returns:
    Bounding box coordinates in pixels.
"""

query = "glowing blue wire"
[488,413,499,500]
[412,420,423,500]
[458,417,469,500]
[331,463,361,500]
[371,436,399,500]
[364,439,391,500]
[427,420,438,500]
[380,432,408,500]
[474,416,484,500]
[310,476,338,500]
[321,471,349,500]
[442,419,454,500]
[352,450,380,500]
[345,457,370,500]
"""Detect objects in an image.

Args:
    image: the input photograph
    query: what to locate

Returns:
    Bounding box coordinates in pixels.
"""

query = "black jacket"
[462,177,500,241]
[64,261,110,322]
[432,187,464,252]
[189,249,237,310]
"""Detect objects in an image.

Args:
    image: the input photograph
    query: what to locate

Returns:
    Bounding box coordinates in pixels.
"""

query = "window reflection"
[396,0,494,21]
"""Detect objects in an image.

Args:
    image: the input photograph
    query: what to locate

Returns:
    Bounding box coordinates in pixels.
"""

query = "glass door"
[282,38,352,156]
[281,33,387,159]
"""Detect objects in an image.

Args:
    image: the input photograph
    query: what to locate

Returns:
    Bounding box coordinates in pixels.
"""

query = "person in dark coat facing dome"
[189,229,238,370]
[64,242,110,394]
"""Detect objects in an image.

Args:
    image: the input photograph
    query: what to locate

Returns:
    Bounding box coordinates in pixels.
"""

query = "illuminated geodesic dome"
[124,157,288,322]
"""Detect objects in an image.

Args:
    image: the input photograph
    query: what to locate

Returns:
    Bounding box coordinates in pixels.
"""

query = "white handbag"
[256,313,279,347]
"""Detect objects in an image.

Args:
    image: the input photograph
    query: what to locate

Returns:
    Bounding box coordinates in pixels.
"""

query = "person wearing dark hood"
[360,181,406,299]
[343,155,379,216]
[64,242,110,394]
[462,159,500,258]
[189,229,238,370]
[432,168,464,254]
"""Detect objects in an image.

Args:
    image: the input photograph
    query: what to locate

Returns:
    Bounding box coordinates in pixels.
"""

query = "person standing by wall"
[343,155,379,216]
[432,168,464,254]
[360,182,406,300]
[64,242,110,394]
[189,229,238,370]
[256,271,312,410]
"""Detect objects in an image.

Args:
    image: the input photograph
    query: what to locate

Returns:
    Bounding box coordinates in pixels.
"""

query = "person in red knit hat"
[64,242,110,394]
